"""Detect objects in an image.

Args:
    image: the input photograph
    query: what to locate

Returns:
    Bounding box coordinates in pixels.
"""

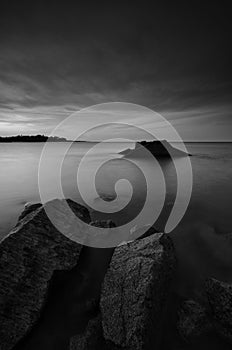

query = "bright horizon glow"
[0,104,231,142]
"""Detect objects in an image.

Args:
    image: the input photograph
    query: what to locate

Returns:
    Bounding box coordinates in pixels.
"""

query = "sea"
[0,142,231,242]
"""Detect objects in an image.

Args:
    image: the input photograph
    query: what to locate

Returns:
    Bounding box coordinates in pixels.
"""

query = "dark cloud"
[0,1,231,139]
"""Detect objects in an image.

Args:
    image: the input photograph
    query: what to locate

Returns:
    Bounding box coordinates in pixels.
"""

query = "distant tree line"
[0,135,68,142]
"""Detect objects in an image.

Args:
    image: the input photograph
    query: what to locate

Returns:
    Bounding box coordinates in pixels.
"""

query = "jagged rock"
[100,232,176,350]
[206,278,232,344]
[0,199,91,350]
[0,199,178,350]
[177,300,213,341]
[18,203,42,221]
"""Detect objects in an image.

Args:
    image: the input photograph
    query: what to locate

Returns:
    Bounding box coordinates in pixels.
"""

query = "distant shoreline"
[0,141,231,143]
[0,136,231,144]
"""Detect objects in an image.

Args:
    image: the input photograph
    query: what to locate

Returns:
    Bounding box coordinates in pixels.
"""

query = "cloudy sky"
[0,1,231,140]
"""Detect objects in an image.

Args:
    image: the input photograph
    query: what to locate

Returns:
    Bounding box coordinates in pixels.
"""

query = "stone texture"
[0,199,178,350]
[177,300,212,341]
[18,203,42,221]
[0,199,90,350]
[206,278,232,344]
[70,314,107,350]
[100,231,176,350]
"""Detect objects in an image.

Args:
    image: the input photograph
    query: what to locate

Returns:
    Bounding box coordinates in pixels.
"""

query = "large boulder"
[100,232,176,350]
[0,199,90,350]
[0,198,178,350]
[206,278,232,344]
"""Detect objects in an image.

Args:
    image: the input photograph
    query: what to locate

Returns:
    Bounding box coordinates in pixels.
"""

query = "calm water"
[0,142,232,240]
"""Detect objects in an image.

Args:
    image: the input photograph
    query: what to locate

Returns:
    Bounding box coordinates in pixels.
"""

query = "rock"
[0,199,90,350]
[0,199,178,350]
[100,231,176,350]
[18,203,42,221]
[177,300,213,341]
[97,194,117,202]
[90,220,116,230]
[206,278,232,344]
[119,140,191,158]
[70,314,107,350]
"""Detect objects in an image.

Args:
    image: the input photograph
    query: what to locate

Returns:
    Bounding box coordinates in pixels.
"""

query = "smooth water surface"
[0,142,231,240]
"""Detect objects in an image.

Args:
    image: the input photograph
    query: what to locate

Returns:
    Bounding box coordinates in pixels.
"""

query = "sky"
[0,1,231,141]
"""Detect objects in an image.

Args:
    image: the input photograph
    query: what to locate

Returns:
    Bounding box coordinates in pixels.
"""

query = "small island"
[119,140,191,158]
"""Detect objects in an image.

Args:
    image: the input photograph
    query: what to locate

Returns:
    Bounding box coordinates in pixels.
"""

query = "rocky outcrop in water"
[119,140,191,158]
[100,232,176,350]
[0,199,90,350]
[1,199,231,350]
[70,231,177,350]
[0,198,178,350]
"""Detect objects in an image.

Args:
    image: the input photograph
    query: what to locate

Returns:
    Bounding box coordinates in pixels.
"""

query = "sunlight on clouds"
[0,121,34,135]
[0,102,231,141]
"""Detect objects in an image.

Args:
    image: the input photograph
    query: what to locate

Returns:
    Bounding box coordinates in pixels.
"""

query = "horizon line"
[0,135,231,143]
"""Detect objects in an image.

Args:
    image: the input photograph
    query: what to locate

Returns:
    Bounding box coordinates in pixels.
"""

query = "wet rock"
[177,300,213,341]
[0,199,90,350]
[100,232,176,350]
[206,278,232,344]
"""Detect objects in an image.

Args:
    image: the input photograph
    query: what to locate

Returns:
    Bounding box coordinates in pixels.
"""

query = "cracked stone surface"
[0,199,90,350]
[100,231,176,350]
[0,199,179,350]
